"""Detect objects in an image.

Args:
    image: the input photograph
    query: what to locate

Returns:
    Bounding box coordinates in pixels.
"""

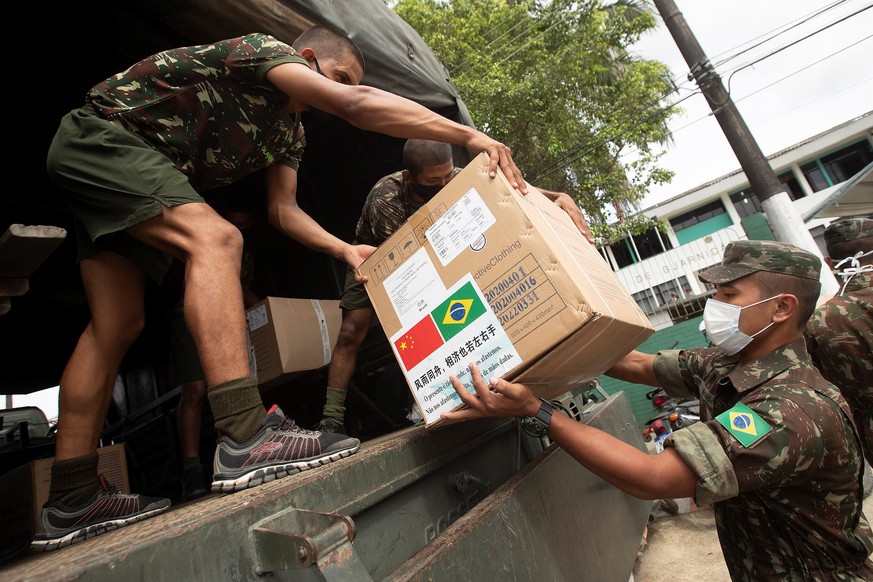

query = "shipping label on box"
[387,273,521,424]
[246,297,342,386]
[361,153,654,426]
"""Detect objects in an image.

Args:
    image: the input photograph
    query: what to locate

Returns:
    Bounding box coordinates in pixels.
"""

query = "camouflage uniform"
[653,240,873,581]
[340,168,461,309]
[353,167,462,246]
[87,33,307,188]
[47,34,307,280]
[805,217,873,465]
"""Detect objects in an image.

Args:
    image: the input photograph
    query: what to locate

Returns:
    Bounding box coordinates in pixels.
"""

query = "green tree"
[392,0,679,241]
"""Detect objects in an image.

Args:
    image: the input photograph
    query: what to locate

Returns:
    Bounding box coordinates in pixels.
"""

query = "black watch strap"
[520,399,554,438]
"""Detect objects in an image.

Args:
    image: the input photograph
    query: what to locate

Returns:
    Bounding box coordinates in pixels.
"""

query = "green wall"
[599,316,709,429]
[601,212,774,429]
[740,212,775,240]
[675,213,734,245]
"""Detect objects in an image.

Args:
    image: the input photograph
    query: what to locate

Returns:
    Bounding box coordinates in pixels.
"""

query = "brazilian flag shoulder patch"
[715,402,772,448]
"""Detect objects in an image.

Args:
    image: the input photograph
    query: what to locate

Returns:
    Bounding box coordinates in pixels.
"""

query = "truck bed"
[2,393,649,581]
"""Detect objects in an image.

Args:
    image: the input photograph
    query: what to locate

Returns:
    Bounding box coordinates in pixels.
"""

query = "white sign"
[390,275,522,425]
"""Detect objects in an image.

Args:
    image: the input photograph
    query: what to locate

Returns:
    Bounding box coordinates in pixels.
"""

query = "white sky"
[4,386,59,423]
[630,0,873,209]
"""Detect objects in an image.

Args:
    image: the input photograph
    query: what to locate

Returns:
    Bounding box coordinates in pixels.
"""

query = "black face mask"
[304,58,334,124]
[414,182,444,202]
[313,57,327,78]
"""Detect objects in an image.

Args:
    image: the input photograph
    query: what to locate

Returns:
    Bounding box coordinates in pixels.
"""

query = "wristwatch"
[520,398,554,438]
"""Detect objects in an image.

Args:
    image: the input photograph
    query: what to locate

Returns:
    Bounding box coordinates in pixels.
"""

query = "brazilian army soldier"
[445,240,873,581]
[37,26,530,552]
[805,216,873,464]
[315,139,591,433]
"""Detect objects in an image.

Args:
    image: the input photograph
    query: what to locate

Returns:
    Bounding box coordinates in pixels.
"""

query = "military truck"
[0,2,650,578]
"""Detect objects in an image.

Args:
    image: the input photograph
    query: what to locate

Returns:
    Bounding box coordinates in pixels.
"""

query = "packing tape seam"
[528,203,618,336]
[510,200,626,390]
[310,299,332,366]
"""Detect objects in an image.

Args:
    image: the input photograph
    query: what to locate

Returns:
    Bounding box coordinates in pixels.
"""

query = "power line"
[668,32,872,140]
[732,33,873,103]
[396,2,871,190]
[710,0,852,68]
[723,2,873,92]
[529,24,870,184]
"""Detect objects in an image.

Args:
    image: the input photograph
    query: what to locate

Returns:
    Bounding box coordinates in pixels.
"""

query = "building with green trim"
[597,111,873,428]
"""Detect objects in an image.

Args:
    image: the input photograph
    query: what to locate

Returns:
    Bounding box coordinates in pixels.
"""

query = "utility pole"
[653,0,838,296]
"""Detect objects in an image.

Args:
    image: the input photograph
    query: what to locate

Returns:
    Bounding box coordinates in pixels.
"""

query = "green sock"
[322,386,347,425]
[207,376,266,443]
[48,452,99,507]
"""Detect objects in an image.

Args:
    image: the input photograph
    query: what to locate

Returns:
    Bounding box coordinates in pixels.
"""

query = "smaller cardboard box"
[0,443,128,553]
[246,297,342,386]
[360,153,654,426]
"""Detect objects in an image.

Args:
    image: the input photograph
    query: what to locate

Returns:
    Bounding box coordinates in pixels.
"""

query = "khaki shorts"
[47,106,205,283]
[339,267,372,311]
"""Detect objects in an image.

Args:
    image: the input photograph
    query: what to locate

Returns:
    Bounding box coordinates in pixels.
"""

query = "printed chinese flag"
[433,280,488,341]
[393,314,444,371]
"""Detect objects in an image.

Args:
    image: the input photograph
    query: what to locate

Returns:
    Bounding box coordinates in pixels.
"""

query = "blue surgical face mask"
[703,294,781,356]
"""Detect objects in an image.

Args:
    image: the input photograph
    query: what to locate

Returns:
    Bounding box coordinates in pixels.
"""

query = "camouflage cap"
[698,239,821,284]
[823,216,873,249]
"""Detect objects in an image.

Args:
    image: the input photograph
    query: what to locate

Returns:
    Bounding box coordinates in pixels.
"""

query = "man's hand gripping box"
[360,153,653,426]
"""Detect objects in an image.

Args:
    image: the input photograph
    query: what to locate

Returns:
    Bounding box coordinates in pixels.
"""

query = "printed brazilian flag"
[716,402,772,448]
[432,280,488,341]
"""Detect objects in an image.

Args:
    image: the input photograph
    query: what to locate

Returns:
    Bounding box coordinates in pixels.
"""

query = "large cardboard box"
[0,443,128,553]
[246,297,342,386]
[360,153,654,426]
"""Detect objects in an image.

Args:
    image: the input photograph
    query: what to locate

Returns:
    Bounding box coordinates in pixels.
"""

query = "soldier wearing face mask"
[314,139,459,433]
[315,139,588,434]
[441,239,873,581]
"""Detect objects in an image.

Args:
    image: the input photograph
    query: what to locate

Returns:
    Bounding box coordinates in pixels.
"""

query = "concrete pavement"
[632,494,873,581]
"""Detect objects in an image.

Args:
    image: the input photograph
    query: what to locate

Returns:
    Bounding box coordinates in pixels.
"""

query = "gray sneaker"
[211,405,360,493]
[31,475,170,552]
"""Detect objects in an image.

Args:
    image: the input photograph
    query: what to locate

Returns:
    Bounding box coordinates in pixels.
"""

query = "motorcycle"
[642,389,701,449]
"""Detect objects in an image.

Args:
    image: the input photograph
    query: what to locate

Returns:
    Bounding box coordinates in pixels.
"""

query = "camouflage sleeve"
[368,197,408,243]
[355,176,407,246]
[225,34,307,171]
[653,349,702,400]
[802,293,873,389]
[355,191,383,246]
[803,316,824,372]
[273,120,305,172]
[725,388,843,488]
[227,33,308,84]
[670,381,847,505]
[666,421,739,505]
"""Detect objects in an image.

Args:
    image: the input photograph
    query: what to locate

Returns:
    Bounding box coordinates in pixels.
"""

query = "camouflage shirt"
[805,272,873,465]
[86,33,307,191]
[654,339,873,581]
[354,168,462,246]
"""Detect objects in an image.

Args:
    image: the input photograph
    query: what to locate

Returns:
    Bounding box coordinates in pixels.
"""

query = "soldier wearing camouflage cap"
[824,215,873,248]
[442,238,873,580]
[805,216,873,466]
